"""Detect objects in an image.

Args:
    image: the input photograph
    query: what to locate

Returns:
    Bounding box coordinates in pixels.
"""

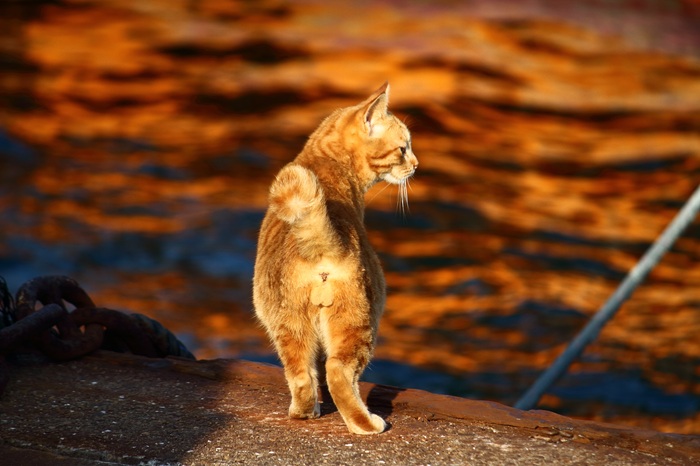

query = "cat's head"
[305,82,418,199]
[355,82,418,188]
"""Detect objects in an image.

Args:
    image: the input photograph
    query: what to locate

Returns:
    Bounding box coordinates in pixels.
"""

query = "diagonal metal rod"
[515,183,700,411]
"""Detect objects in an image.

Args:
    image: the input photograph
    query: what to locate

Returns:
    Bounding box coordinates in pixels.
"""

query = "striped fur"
[253,83,418,434]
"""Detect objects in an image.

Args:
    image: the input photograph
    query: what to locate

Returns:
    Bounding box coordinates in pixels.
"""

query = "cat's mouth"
[381,167,416,185]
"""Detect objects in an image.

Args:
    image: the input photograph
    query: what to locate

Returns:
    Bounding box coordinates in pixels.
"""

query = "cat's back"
[254,161,366,273]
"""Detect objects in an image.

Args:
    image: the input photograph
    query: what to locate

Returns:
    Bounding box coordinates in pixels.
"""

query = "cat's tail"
[268,164,338,260]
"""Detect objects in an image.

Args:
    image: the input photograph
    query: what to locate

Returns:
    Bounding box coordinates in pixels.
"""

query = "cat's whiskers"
[396,178,410,217]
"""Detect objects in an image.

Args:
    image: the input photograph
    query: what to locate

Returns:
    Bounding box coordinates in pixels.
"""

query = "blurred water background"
[1,0,700,434]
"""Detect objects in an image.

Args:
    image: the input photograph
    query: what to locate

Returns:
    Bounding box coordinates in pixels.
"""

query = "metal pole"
[515,184,700,411]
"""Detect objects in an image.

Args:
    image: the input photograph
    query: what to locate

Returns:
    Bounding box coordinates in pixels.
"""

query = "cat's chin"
[381,173,405,185]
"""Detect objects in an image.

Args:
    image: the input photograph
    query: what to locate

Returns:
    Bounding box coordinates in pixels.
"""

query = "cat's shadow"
[319,383,404,430]
[319,385,338,416]
[367,384,404,423]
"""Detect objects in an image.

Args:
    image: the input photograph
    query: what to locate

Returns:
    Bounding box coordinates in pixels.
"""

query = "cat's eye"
[399,146,407,158]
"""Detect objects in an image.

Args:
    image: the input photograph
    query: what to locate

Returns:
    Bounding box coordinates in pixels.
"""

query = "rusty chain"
[0,275,194,396]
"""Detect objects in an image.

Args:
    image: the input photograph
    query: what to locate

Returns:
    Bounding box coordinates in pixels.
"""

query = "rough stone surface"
[1,352,698,465]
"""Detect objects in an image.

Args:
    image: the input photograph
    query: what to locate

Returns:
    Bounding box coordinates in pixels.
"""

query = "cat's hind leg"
[275,326,321,419]
[320,308,387,434]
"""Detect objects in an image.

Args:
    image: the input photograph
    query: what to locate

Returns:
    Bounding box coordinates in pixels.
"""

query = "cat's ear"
[362,82,390,137]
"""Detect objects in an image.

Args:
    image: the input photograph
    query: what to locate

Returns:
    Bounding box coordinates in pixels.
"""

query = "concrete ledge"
[1,351,698,465]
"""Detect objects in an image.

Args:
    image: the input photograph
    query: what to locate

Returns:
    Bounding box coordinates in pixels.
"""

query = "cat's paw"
[289,401,321,420]
[348,413,387,435]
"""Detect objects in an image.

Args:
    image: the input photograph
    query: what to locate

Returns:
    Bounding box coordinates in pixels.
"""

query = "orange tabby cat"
[253,83,418,434]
